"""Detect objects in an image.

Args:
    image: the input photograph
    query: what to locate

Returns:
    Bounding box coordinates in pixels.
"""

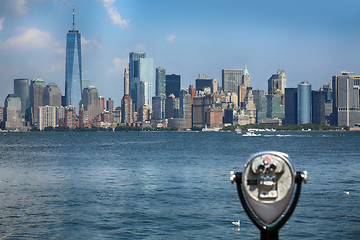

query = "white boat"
[202,125,221,132]
[265,128,276,132]
[242,131,261,137]
[301,128,311,131]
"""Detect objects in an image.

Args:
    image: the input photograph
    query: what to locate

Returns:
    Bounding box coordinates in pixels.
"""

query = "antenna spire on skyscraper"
[72,6,75,30]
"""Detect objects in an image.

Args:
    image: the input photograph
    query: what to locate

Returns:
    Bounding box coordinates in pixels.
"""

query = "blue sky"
[0,0,360,107]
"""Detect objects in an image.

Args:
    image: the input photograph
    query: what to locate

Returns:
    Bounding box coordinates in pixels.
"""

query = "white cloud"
[13,0,28,15]
[81,36,102,54]
[166,34,175,43]
[54,40,65,56]
[0,0,28,15]
[0,17,5,30]
[50,59,65,72]
[108,57,128,75]
[136,43,146,51]
[102,0,129,28]
[81,36,90,45]
[0,28,52,49]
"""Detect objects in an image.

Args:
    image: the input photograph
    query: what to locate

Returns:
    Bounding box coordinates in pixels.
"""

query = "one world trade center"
[65,8,82,110]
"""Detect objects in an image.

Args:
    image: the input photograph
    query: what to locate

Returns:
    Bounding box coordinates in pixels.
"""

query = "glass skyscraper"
[139,58,154,106]
[129,52,146,109]
[166,74,181,98]
[222,69,243,93]
[297,81,312,124]
[156,67,166,100]
[14,78,30,120]
[156,67,166,119]
[284,88,298,125]
[65,8,82,110]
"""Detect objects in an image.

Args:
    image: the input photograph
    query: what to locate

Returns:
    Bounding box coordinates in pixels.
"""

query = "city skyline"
[1,0,360,107]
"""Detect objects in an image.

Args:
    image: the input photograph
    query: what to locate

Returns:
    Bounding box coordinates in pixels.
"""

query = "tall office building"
[140,59,154,107]
[257,94,284,123]
[192,96,205,127]
[312,91,325,125]
[166,74,181,98]
[129,52,146,109]
[222,69,244,93]
[179,90,189,116]
[4,94,22,130]
[121,94,134,124]
[43,82,61,107]
[99,96,105,112]
[138,105,149,122]
[155,67,166,119]
[30,77,46,126]
[165,94,175,119]
[188,85,196,98]
[321,84,333,125]
[14,78,30,121]
[140,81,152,110]
[78,105,89,127]
[244,89,256,124]
[113,107,121,124]
[297,81,312,124]
[284,88,298,125]
[252,90,264,113]
[332,72,360,127]
[229,92,239,107]
[124,67,129,95]
[64,105,77,129]
[128,53,154,110]
[268,69,287,95]
[106,98,114,112]
[65,8,82,110]
[156,67,166,98]
[0,106,3,123]
[57,106,65,126]
[82,86,100,120]
[152,96,162,120]
[180,89,192,128]
[195,74,218,94]
[242,66,251,88]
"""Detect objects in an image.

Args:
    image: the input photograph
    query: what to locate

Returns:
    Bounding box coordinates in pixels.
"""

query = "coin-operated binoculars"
[230,152,307,240]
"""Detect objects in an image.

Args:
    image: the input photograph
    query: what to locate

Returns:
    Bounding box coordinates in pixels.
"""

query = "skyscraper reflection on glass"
[65,8,82,111]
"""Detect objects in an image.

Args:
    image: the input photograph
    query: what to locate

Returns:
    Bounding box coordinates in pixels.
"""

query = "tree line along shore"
[27,123,349,132]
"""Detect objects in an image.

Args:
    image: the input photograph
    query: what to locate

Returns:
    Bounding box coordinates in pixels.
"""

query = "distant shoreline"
[1,128,357,133]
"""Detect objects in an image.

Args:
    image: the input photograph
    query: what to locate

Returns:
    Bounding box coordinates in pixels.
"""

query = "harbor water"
[0,131,359,239]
